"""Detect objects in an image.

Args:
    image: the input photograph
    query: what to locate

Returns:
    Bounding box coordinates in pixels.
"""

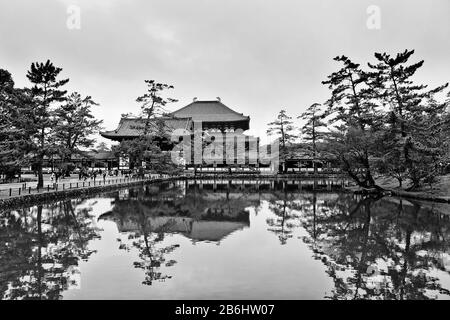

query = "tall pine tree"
[267,109,296,172]
[116,80,179,173]
[369,49,449,189]
[53,92,103,166]
[298,103,327,174]
[0,69,24,179]
[322,56,382,189]
[26,60,69,187]
[136,80,178,135]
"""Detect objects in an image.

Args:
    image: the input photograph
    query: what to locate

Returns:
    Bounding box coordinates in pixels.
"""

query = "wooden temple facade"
[101,99,264,171]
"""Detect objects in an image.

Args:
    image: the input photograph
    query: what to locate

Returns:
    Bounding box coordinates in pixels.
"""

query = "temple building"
[100,98,251,140]
[101,98,262,171]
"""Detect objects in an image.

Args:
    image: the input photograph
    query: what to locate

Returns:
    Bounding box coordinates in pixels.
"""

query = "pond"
[1,179,450,300]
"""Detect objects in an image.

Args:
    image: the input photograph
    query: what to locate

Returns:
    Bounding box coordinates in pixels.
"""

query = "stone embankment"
[0,176,184,210]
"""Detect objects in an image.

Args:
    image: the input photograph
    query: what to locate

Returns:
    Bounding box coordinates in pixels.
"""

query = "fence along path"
[0,174,170,199]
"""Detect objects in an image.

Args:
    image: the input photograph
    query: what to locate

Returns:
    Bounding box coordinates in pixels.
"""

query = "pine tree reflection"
[111,195,181,286]
[0,200,99,300]
[299,195,450,299]
[266,182,300,245]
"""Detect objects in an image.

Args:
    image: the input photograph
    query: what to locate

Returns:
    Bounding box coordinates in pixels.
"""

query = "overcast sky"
[0,0,449,145]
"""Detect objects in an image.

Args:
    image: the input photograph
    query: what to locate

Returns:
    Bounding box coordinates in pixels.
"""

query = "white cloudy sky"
[0,0,449,145]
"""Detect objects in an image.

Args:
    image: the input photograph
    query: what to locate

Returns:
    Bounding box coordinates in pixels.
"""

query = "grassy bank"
[346,174,450,203]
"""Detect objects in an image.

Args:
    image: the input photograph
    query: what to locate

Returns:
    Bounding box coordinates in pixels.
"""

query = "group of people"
[48,168,117,182]
[77,168,119,181]
[49,168,147,183]
[49,171,63,183]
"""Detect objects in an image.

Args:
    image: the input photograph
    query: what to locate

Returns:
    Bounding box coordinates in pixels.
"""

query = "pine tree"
[266,109,296,169]
[136,80,178,135]
[369,49,449,189]
[114,80,179,173]
[298,103,327,174]
[322,56,382,189]
[53,92,103,164]
[414,96,450,185]
[0,69,23,179]
[0,70,38,180]
[95,142,110,152]
[26,60,69,187]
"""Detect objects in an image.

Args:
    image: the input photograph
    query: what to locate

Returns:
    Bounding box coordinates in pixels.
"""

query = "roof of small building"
[43,151,116,161]
[100,117,192,140]
[88,151,115,160]
[171,100,249,122]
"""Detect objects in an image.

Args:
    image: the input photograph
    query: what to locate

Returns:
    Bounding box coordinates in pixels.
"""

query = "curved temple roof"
[171,100,250,123]
[100,117,192,141]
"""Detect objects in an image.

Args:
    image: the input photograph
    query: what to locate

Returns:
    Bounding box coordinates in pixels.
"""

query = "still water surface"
[1,179,450,299]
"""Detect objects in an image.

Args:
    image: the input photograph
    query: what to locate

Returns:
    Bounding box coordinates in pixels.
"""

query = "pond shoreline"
[192,174,450,203]
[0,174,345,210]
[347,186,450,203]
[1,173,448,211]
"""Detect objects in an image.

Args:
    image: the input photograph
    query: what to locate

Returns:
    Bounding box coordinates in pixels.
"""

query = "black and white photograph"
[1,0,450,312]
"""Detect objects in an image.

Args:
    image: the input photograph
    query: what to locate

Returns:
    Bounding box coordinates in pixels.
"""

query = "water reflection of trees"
[257,185,450,299]
[112,195,181,286]
[4,180,448,300]
[266,188,300,245]
[0,200,99,300]
[297,194,450,300]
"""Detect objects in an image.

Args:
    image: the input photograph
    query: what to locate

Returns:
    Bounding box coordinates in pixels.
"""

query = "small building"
[32,151,119,173]
[279,147,341,174]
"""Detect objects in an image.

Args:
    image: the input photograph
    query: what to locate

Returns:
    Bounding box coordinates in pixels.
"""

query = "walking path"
[0,174,168,199]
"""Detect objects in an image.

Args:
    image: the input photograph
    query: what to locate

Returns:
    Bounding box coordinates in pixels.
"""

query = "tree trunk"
[312,192,317,239]
[353,202,372,299]
[37,159,44,188]
[37,205,43,299]
[313,121,317,175]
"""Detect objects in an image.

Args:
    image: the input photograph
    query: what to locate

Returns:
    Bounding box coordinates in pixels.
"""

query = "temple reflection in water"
[99,179,344,242]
